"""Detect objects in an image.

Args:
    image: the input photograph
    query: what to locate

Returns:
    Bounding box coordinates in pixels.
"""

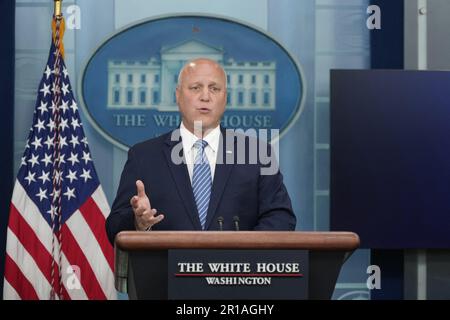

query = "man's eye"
[210,87,220,92]
[190,86,200,91]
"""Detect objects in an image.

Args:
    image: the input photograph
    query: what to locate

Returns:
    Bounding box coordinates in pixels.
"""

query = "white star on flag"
[34,119,46,133]
[59,136,68,149]
[66,169,78,183]
[50,188,61,199]
[59,154,66,164]
[68,152,80,166]
[24,171,36,185]
[44,65,52,79]
[80,169,92,182]
[69,134,80,148]
[60,100,69,114]
[44,136,54,149]
[46,118,56,131]
[71,118,80,130]
[62,66,69,78]
[38,171,51,184]
[61,83,70,96]
[59,118,69,131]
[69,101,78,113]
[81,151,92,165]
[63,187,76,200]
[40,83,51,97]
[41,154,52,167]
[28,154,40,168]
[47,205,57,219]
[36,188,48,202]
[37,101,48,114]
[31,137,42,150]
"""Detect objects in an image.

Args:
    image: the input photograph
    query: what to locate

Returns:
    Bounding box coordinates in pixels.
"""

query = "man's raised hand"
[131,180,164,230]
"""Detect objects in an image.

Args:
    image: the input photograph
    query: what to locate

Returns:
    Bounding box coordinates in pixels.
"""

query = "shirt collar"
[180,122,221,153]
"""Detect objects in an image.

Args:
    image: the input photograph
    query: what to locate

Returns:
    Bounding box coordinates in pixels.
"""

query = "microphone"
[232,216,240,231]
[217,216,224,231]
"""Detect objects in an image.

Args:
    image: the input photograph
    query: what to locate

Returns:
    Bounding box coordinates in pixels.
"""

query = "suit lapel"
[205,129,235,230]
[163,131,202,230]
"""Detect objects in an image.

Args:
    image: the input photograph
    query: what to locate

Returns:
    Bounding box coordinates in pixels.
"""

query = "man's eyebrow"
[186,81,222,87]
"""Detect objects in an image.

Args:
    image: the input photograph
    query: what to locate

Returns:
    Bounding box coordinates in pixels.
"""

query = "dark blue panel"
[0,1,15,296]
[331,70,450,249]
[370,0,404,69]
[370,250,404,299]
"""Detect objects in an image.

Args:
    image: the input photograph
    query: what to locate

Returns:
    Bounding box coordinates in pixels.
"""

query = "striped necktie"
[192,139,212,230]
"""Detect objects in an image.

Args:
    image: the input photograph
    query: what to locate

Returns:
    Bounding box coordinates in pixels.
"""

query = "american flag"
[3,17,115,300]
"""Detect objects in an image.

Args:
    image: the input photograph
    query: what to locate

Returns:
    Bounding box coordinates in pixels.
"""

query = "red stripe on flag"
[7,203,67,299]
[60,224,107,300]
[79,197,114,271]
[4,253,39,300]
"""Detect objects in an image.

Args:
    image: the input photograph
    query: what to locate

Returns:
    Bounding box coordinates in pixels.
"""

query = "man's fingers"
[135,180,153,209]
[136,209,164,226]
[152,214,164,224]
[136,180,146,198]
[143,208,158,219]
[146,213,164,226]
[136,207,146,217]
[130,196,139,207]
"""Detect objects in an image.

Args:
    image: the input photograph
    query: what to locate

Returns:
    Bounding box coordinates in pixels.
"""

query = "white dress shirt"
[180,122,221,183]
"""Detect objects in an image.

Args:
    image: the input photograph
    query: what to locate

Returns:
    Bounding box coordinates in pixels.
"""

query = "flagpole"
[54,0,62,18]
[51,0,64,301]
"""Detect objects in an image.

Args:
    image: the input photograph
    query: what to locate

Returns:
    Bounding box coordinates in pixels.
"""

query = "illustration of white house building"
[107,40,276,111]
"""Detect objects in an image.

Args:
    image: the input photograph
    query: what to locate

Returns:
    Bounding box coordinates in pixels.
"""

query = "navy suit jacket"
[106,128,296,244]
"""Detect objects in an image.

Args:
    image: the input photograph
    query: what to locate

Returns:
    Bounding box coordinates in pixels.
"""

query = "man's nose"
[199,88,210,101]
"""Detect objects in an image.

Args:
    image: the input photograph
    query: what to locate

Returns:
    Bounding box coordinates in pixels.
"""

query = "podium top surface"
[115,231,360,251]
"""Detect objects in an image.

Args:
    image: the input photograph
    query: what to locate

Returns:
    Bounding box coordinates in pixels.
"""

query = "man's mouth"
[196,107,211,113]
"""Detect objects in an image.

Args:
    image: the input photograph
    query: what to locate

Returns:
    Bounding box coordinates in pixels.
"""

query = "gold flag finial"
[52,0,65,59]
[54,0,62,18]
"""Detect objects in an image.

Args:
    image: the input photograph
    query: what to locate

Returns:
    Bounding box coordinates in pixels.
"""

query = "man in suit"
[106,58,296,245]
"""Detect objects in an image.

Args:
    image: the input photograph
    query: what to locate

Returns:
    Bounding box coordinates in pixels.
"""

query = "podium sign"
[168,249,308,300]
[114,231,360,300]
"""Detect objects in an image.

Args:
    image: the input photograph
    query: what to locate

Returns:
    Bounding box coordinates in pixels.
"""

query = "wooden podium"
[114,231,359,300]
